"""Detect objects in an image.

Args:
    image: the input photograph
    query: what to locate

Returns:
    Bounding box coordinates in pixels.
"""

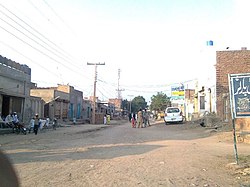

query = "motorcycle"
[13,122,27,135]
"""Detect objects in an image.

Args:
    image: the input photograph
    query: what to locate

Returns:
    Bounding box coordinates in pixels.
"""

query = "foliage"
[150,92,171,112]
[121,99,129,110]
[131,96,147,113]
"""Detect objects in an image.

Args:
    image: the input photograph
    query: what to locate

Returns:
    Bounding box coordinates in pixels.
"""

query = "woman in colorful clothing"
[131,113,136,128]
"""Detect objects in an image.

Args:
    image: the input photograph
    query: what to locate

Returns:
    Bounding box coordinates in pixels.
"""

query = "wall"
[30,88,70,120]
[0,55,31,124]
[216,49,250,130]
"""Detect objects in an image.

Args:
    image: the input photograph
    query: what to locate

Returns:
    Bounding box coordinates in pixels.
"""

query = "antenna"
[116,68,124,99]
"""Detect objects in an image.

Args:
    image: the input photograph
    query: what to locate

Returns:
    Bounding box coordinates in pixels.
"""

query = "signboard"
[229,73,250,118]
[171,84,184,100]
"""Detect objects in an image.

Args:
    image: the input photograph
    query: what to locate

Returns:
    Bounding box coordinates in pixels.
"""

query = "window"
[167,108,180,113]
[200,96,205,110]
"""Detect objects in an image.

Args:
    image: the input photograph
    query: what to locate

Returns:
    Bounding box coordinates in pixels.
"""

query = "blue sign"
[230,74,250,118]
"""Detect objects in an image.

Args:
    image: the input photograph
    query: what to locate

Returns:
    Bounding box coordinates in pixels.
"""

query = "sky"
[1,0,250,102]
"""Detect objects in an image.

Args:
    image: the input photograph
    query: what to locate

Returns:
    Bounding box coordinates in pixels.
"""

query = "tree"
[150,92,171,112]
[131,96,147,113]
[121,99,129,111]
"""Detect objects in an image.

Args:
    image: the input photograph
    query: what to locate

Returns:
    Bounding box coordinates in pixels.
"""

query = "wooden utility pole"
[87,62,105,124]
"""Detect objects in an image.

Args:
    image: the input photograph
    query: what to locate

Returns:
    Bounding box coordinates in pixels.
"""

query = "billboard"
[171,84,184,100]
[229,73,250,118]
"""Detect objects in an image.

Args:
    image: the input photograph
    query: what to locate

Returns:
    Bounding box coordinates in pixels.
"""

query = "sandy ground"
[0,120,250,187]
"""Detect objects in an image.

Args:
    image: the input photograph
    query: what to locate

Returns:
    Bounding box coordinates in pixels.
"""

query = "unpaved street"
[0,120,249,187]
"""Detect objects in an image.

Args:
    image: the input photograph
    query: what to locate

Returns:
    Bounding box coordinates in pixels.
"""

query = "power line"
[0,15,75,70]
[0,40,59,78]
[0,3,81,66]
[96,82,116,99]
[0,3,97,85]
[0,24,79,74]
[42,0,77,36]
[0,8,75,65]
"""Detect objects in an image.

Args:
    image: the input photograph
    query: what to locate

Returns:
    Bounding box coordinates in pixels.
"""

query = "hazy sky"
[1,0,250,101]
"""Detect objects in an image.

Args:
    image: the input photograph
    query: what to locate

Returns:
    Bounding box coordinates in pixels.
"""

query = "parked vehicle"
[164,107,184,124]
[13,122,27,135]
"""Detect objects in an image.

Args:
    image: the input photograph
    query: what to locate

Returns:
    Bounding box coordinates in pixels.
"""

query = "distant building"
[108,98,122,110]
[30,84,83,121]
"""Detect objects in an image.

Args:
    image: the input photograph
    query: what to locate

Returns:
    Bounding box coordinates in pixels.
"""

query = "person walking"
[137,108,143,128]
[29,117,35,133]
[144,109,150,127]
[131,113,136,128]
[142,109,147,128]
[128,113,132,122]
[103,114,107,125]
[34,114,39,135]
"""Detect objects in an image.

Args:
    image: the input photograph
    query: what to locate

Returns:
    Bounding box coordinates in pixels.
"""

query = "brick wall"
[216,49,250,130]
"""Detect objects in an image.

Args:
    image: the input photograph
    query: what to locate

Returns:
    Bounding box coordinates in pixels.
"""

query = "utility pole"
[116,69,125,99]
[87,62,105,124]
[128,95,134,113]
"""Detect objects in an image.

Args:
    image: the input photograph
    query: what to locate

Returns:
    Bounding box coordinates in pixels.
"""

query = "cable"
[96,82,116,99]
[0,16,75,70]
[0,40,59,77]
[42,0,77,36]
[0,24,78,74]
[0,3,96,83]
[0,3,81,66]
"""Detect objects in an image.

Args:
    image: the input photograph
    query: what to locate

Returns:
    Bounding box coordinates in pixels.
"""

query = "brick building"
[216,48,250,130]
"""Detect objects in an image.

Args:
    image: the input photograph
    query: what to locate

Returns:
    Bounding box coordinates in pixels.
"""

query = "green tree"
[150,92,171,112]
[121,99,129,111]
[131,96,147,113]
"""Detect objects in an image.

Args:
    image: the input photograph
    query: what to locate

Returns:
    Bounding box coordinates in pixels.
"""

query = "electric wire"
[0,3,81,66]
[0,8,75,66]
[0,24,79,74]
[96,82,116,99]
[0,40,59,78]
[0,3,95,84]
[42,0,77,36]
[0,16,75,72]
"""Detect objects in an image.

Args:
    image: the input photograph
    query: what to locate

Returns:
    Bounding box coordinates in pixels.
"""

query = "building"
[57,84,83,120]
[184,89,195,121]
[216,48,250,131]
[82,98,92,123]
[30,84,83,121]
[0,55,43,124]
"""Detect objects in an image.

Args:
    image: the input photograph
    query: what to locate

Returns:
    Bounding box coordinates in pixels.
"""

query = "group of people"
[129,108,150,128]
[28,114,42,135]
[0,112,20,129]
[0,112,55,135]
[29,115,57,135]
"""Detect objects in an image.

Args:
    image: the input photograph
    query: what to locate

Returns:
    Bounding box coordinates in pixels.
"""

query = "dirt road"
[0,120,249,187]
